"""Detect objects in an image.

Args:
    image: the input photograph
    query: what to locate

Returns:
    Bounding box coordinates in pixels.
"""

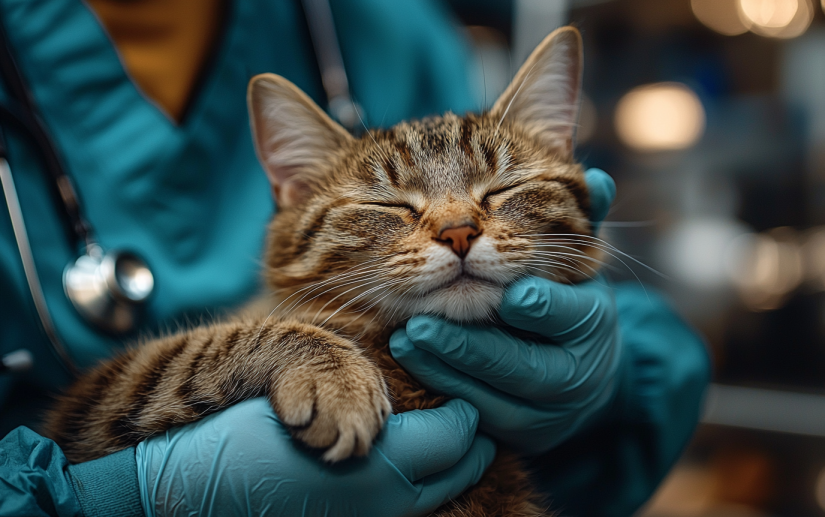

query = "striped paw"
[271,340,392,462]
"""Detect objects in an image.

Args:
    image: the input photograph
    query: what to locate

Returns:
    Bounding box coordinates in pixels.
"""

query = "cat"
[44,27,599,516]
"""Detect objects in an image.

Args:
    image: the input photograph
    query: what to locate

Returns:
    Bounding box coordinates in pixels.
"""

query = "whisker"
[308,276,399,325]
[522,235,655,300]
[253,258,389,343]
[530,249,624,275]
[275,259,390,314]
[292,271,393,316]
[598,221,656,228]
[525,234,666,279]
[320,280,404,327]
[337,284,403,333]
[529,254,603,276]
[530,241,648,291]
[515,258,595,278]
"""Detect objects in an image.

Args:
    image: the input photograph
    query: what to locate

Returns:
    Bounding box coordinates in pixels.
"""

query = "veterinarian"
[0,1,709,516]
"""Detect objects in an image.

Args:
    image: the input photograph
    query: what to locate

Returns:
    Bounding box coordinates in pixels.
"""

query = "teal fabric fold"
[69,447,143,517]
[0,427,82,517]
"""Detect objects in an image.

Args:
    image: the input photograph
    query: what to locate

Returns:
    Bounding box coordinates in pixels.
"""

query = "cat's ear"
[490,27,582,158]
[248,73,353,208]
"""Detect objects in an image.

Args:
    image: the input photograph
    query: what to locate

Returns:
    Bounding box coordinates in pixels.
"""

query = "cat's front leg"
[175,318,393,462]
[268,321,393,461]
[45,318,391,463]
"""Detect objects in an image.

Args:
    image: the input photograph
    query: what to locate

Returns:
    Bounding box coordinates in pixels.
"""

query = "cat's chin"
[405,277,504,322]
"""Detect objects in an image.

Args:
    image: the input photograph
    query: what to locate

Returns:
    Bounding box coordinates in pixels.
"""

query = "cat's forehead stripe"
[366,114,513,196]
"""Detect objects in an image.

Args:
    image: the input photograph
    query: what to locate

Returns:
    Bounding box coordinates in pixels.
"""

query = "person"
[0,0,710,516]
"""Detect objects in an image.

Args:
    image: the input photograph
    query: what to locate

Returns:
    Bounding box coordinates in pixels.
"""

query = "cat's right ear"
[248,74,353,208]
[490,27,582,159]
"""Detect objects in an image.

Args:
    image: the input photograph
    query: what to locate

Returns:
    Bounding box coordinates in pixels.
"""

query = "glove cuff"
[68,447,145,517]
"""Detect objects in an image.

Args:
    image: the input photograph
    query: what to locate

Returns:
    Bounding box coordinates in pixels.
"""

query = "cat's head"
[248,27,597,323]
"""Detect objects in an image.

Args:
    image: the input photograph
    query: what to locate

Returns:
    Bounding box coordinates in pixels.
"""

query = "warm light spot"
[773,0,813,38]
[740,0,798,28]
[614,83,705,152]
[739,0,813,38]
[692,0,749,36]
[725,228,803,311]
[817,467,825,512]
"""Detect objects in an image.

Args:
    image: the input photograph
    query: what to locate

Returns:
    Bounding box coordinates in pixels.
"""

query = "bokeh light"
[692,0,750,35]
[739,0,814,38]
[615,83,705,152]
[661,218,749,290]
[739,0,798,28]
[817,467,825,512]
[692,0,813,38]
[725,229,804,311]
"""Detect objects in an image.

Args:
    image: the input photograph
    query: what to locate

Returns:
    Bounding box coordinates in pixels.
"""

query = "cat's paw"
[271,340,392,462]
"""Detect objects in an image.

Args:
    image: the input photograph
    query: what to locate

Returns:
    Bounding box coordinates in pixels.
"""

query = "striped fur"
[45,28,593,516]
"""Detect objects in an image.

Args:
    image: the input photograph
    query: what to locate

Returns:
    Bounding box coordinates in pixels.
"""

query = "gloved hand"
[389,168,621,455]
[136,397,496,517]
[527,283,710,517]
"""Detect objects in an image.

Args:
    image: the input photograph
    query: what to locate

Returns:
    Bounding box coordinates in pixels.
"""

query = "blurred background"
[448,0,825,515]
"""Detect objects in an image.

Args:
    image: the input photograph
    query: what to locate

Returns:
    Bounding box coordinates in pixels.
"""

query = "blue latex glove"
[528,283,710,517]
[136,397,496,517]
[390,278,621,455]
[389,168,622,455]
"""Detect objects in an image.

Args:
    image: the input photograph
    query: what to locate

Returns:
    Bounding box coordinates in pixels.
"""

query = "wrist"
[612,282,711,427]
[602,335,635,426]
[67,447,145,517]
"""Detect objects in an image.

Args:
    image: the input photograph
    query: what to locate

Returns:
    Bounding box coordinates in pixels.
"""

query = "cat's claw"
[272,344,392,462]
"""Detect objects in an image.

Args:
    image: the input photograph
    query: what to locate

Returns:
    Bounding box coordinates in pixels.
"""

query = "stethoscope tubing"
[0,0,358,375]
[0,155,77,374]
[0,20,92,251]
[0,17,87,375]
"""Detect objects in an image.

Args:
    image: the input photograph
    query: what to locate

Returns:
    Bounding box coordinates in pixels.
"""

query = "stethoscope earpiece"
[63,244,154,334]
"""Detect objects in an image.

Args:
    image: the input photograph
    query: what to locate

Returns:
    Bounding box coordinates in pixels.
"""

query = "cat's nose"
[436,224,481,258]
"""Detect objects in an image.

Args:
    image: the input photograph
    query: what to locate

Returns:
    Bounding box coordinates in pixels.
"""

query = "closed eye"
[482,183,521,202]
[362,201,419,214]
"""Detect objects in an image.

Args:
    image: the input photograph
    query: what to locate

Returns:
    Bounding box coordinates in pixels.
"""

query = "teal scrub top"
[0,0,477,399]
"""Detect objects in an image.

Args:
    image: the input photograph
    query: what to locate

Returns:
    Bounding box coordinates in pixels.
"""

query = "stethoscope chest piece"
[63,244,154,334]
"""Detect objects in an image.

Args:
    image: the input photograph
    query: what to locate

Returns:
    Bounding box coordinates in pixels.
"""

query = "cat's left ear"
[248,73,353,208]
[490,27,582,159]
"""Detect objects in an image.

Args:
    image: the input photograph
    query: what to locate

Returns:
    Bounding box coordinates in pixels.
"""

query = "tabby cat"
[45,27,600,516]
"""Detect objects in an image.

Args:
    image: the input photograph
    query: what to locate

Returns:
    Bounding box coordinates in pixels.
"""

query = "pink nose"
[437,225,481,258]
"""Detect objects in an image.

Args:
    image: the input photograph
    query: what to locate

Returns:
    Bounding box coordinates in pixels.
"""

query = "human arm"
[0,426,142,517]
[1,398,494,517]
[136,397,494,517]
[525,283,710,516]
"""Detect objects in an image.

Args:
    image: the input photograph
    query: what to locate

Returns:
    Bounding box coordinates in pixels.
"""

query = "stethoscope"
[0,0,359,375]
